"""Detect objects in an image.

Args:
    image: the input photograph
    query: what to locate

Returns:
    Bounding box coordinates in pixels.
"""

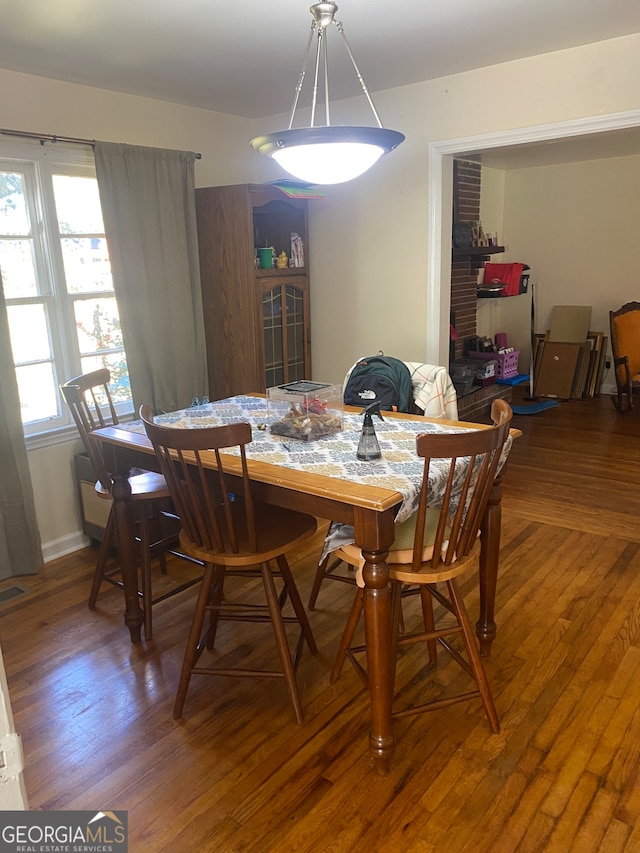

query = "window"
[0,141,131,438]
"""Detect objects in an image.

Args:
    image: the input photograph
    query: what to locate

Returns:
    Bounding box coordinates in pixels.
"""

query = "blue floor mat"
[496,373,530,386]
[511,400,560,415]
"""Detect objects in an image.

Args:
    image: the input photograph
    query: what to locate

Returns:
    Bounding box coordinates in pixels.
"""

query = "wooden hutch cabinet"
[195,183,311,400]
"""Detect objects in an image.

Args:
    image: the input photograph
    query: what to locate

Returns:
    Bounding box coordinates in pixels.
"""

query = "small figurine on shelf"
[291,232,304,268]
[276,251,288,269]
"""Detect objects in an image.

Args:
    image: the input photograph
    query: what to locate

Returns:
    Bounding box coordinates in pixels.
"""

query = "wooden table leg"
[355,506,395,776]
[477,471,503,657]
[110,473,144,643]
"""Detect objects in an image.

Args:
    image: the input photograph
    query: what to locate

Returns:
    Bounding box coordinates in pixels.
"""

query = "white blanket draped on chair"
[404,362,458,419]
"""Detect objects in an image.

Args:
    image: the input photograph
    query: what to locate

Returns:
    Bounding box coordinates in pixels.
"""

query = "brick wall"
[453,160,481,223]
[451,260,479,358]
[456,383,513,423]
[451,160,512,420]
[451,160,485,359]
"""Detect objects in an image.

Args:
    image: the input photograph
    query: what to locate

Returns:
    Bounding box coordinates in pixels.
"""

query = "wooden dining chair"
[140,406,318,724]
[609,301,640,412]
[308,359,460,612]
[61,369,202,640]
[326,399,513,732]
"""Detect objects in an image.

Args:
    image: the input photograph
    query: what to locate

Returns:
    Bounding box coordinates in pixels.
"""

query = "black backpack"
[343,355,414,413]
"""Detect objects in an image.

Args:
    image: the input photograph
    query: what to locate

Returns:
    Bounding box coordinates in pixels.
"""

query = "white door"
[0,643,28,809]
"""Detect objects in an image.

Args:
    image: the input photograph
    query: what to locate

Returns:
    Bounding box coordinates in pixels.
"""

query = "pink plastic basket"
[469,350,520,379]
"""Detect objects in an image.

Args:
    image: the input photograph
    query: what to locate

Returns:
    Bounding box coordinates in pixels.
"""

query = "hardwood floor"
[2,387,640,851]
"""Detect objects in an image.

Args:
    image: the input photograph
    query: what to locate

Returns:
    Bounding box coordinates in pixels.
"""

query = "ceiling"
[1,0,639,120]
[1,0,638,167]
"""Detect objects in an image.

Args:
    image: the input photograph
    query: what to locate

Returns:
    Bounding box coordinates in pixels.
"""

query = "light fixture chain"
[287,24,316,130]
[335,20,384,129]
[310,24,323,128]
[323,25,330,126]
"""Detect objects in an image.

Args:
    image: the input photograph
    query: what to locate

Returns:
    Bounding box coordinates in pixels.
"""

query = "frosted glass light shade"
[274,142,382,184]
[251,126,405,185]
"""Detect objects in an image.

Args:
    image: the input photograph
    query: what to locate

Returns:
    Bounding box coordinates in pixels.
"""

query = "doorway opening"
[425,109,640,367]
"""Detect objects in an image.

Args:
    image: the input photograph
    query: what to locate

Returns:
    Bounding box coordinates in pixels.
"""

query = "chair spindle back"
[140,407,258,557]
[60,368,120,492]
[411,399,512,573]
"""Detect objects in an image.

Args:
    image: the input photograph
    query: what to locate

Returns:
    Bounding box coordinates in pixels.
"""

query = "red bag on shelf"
[482,262,524,297]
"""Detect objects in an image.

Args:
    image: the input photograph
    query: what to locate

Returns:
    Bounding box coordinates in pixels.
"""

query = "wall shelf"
[452,245,505,259]
[477,289,529,299]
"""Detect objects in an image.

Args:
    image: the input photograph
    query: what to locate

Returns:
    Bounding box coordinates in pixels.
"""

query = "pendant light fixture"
[250,1,405,185]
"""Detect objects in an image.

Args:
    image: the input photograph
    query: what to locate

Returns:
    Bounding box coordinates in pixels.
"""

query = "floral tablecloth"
[125,395,511,559]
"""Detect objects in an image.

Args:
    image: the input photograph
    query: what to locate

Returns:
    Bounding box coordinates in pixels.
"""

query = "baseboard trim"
[42,531,89,564]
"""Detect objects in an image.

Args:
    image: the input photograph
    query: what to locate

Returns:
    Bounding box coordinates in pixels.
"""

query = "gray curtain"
[94,142,208,414]
[0,272,42,579]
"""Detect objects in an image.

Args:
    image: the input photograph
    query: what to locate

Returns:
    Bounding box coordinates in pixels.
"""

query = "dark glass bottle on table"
[357,402,384,461]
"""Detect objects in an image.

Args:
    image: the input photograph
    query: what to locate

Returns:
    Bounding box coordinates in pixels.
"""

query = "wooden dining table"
[90,394,518,776]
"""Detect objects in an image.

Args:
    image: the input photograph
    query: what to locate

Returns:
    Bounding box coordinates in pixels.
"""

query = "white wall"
[502,154,640,359]
[477,153,640,380]
[0,68,257,188]
[479,166,505,245]
[1,32,639,558]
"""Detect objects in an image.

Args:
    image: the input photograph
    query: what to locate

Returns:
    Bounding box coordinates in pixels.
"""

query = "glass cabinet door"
[262,277,310,388]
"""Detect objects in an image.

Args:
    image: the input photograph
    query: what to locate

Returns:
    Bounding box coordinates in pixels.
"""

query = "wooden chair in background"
[610,301,640,412]
[326,400,513,733]
[61,369,202,640]
[140,406,318,725]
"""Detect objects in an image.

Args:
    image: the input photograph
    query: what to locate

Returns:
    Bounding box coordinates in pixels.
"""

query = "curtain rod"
[0,128,202,158]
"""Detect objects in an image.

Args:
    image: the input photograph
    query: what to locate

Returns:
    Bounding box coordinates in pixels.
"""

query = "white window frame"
[0,139,132,448]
